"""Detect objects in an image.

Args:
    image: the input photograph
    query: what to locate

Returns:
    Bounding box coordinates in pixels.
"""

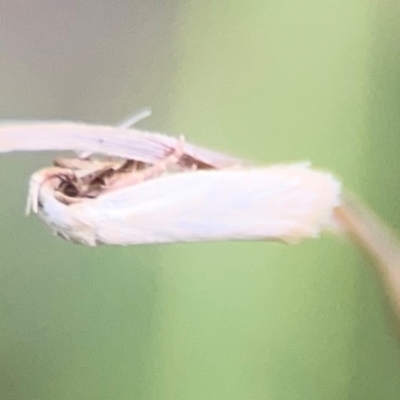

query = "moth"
[0,111,341,246]
[4,114,400,322]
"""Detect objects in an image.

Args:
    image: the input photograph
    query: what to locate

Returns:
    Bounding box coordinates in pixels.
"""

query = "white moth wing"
[0,122,242,167]
[37,164,341,246]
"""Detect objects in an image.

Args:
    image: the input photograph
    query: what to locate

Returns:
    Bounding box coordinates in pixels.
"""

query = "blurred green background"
[1,1,400,399]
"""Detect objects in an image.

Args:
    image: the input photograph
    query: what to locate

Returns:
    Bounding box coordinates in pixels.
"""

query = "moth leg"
[103,135,185,192]
[54,157,97,169]
[26,167,75,214]
[55,157,120,172]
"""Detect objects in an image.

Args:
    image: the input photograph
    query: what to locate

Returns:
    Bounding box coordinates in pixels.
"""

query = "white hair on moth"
[34,163,341,246]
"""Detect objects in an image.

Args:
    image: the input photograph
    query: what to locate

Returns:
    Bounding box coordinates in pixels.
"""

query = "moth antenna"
[118,107,152,128]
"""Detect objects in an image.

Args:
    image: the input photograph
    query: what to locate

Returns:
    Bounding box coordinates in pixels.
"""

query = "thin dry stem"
[335,195,400,320]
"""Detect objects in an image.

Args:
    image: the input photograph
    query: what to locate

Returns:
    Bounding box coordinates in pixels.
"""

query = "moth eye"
[59,181,79,197]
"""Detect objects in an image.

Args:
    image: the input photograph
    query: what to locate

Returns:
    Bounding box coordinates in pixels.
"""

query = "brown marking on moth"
[178,154,216,170]
[102,135,186,193]
[49,137,186,205]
